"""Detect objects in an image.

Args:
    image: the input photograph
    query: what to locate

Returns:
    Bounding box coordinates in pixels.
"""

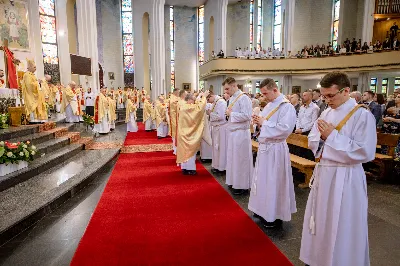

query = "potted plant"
[82,113,94,131]
[0,141,37,176]
[0,113,10,129]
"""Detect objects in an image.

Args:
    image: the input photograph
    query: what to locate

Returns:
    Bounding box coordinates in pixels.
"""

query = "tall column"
[358,72,371,93]
[56,0,71,85]
[76,0,100,92]
[361,0,375,43]
[217,0,228,54]
[282,75,292,95]
[150,0,166,99]
[205,0,228,60]
[26,0,44,78]
[283,0,295,54]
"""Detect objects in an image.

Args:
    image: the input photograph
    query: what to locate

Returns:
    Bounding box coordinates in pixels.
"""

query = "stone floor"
[0,124,399,265]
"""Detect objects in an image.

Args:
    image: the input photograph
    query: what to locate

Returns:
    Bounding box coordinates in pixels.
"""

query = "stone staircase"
[0,118,119,246]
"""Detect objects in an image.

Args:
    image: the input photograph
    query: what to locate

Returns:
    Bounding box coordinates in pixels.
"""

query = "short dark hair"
[222,77,236,86]
[179,89,187,97]
[312,89,321,94]
[376,93,385,105]
[173,88,179,93]
[320,71,350,89]
[260,78,277,90]
[365,90,375,98]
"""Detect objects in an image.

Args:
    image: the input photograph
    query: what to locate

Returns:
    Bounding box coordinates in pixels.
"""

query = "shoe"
[211,168,219,173]
[232,189,247,195]
[183,170,197,176]
[253,213,262,219]
[182,169,188,175]
[262,219,283,228]
[228,185,233,189]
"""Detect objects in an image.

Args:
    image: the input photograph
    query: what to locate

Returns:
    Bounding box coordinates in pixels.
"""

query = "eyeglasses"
[321,88,345,100]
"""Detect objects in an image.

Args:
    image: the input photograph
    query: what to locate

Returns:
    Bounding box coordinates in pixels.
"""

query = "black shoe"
[184,170,197,176]
[218,170,226,174]
[228,185,233,189]
[253,213,262,219]
[232,189,247,195]
[262,219,283,228]
[182,169,187,175]
[211,168,219,173]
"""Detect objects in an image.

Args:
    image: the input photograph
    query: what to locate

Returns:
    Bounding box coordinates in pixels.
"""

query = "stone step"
[0,143,84,193]
[35,137,71,159]
[0,148,119,246]
[5,124,75,145]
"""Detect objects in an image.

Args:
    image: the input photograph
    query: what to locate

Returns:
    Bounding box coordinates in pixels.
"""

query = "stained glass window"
[382,78,388,95]
[170,6,175,91]
[395,77,400,90]
[121,0,132,12]
[38,0,60,83]
[370,78,377,92]
[257,0,262,50]
[273,0,282,50]
[198,5,205,65]
[250,0,254,47]
[332,0,340,49]
[39,0,55,16]
[122,0,134,76]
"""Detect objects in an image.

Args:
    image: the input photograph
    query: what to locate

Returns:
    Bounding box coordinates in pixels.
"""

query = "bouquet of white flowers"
[0,140,37,164]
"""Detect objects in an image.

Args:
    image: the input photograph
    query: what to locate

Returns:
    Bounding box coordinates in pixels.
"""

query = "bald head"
[350,91,362,103]
[45,75,51,82]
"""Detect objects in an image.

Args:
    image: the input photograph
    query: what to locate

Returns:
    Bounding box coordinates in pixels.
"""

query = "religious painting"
[292,86,301,94]
[183,83,191,91]
[108,72,115,80]
[0,0,30,51]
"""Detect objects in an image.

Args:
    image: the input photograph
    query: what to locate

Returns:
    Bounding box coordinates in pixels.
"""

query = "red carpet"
[71,150,292,265]
[124,123,172,146]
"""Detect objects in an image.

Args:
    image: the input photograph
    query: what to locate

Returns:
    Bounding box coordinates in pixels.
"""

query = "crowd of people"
[139,72,376,266]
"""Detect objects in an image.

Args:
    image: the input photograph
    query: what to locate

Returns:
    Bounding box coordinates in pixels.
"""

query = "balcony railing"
[375,0,400,15]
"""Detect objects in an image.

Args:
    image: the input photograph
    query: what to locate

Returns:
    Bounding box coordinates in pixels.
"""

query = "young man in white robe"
[224,77,253,195]
[126,96,138,133]
[61,82,80,123]
[249,78,297,228]
[300,71,376,266]
[207,92,227,173]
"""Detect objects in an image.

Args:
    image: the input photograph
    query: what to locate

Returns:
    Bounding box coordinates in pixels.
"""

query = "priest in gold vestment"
[143,96,153,131]
[93,88,110,134]
[155,97,168,138]
[107,93,117,130]
[168,89,180,155]
[61,82,80,123]
[21,59,48,123]
[177,90,210,175]
[126,96,138,132]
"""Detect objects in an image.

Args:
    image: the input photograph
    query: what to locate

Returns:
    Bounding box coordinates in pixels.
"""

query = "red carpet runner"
[71,129,292,265]
[124,123,172,146]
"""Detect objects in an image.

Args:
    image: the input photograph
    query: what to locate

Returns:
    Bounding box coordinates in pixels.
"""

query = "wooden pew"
[371,133,400,180]
[252,133,400,187]
[252,134,316,189]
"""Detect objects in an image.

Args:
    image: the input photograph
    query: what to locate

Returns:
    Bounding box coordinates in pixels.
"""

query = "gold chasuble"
[143,99,153,122]
[48,84,57,107]
[21,71,47,120]
[176,97,207,164]
[107,96,117,121]
[168,94,179,138]
[125,99,137,123]
[156,102,167,127]
[40,79,50,100]
[94,93,108,124]
[61,86,78,115]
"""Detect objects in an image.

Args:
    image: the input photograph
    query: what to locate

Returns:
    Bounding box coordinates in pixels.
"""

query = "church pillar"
[76,0,100,92]
[150,0,166,99]
[55,0,71,85]
[217,0,228,54]
[361,0,375,44]
[26,0,44,78]
[358,72,371,93]
[282,75,292,95]
[283,0,295,54]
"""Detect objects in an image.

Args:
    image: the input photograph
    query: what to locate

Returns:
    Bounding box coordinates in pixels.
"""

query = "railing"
[375,0,400,14]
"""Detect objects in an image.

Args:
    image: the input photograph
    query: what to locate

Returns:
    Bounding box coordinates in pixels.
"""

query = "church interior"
[0,0,399,265]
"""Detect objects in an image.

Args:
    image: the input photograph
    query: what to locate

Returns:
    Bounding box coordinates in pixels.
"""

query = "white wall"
[262,0,274,50]
[226,2,250,57]
[164,6,171,91]
[174,6,198,91]
[293,0,332,52]
[205,76,225,95]
[340,0,364,43]
[100,0,124,88]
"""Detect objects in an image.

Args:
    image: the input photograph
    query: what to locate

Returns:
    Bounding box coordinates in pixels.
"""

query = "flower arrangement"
[0,141,37,164]
[0,113,10,129]
[82,113,94,128]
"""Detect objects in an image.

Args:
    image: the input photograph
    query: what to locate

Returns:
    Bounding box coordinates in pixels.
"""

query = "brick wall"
[174,6,198,91]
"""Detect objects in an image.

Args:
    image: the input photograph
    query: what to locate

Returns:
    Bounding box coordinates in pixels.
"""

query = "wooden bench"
[252,133,316,189]
[252,133,400,187]
[371,133,400,181]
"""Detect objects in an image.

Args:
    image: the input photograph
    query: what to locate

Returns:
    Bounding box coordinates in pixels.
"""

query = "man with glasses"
[300,72,376,266]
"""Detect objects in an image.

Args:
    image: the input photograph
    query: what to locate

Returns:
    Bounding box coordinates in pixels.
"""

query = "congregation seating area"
[252,132,400,188]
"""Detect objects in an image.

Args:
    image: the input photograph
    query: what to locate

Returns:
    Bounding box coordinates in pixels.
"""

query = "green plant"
[0,113,10,129]
[82,113,94,127]
[0,141,37,164]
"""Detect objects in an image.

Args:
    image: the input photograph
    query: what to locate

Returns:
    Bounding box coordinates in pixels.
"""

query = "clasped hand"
[317,119,335,140]
[252,114,265,127]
